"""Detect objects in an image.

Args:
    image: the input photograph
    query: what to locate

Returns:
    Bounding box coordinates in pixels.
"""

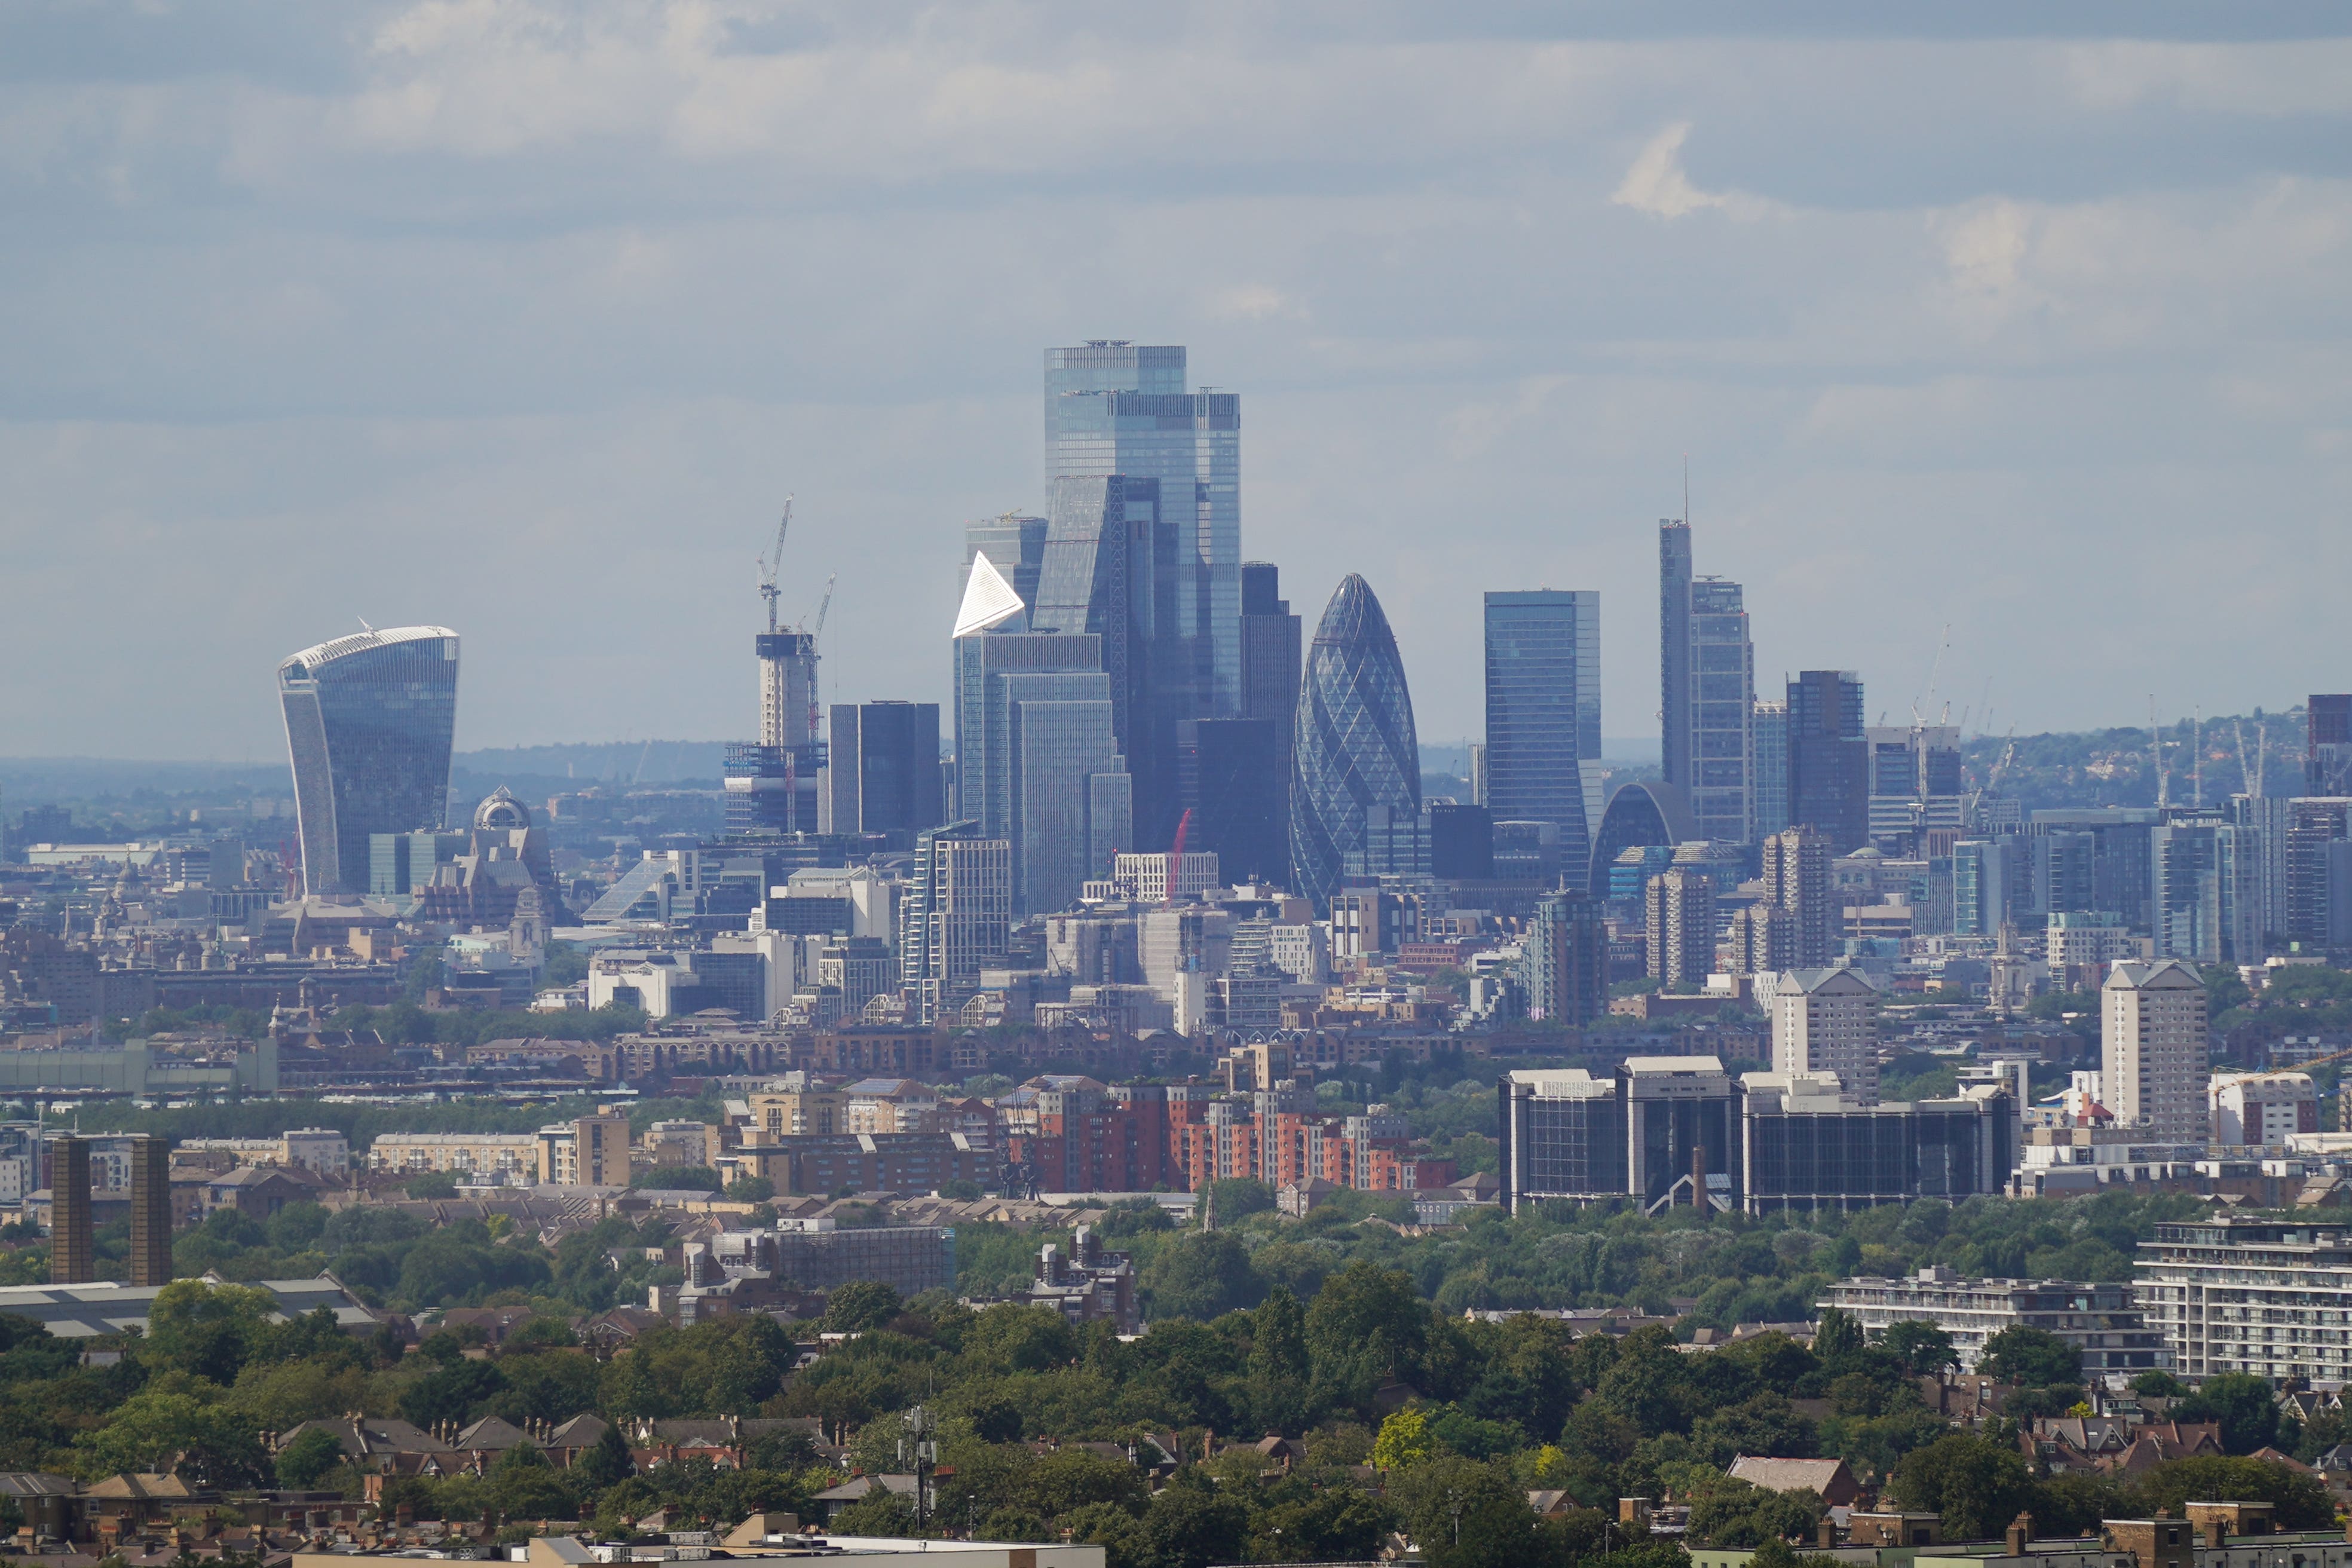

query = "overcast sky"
[6,2,2349,761]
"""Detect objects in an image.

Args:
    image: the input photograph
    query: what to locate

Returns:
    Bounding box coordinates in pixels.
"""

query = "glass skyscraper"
[1045,343,1241,718]
[277,626,460,897]
[1658,519,1756,843]
[1788,670,1869,853]
[1290,574,1421,909]
[1484,590,1601,892]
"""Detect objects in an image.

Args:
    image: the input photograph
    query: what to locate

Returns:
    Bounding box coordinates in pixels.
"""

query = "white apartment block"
[2136,1217,2352,1383]
[2103,958,2209,1143]
[180,1128,350,1174]
[1772,966,1882,1105]
[369,1131,540,1178]
[1822,1266,2169,1376]
[2209,1072,2319,1149]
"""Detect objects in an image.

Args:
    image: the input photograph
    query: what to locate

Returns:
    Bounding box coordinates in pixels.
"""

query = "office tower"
[951,562,1131,911]
[2286,798,2352,948]
[1645,867,1716,991]
[1771,967,1882,1104]
[1787,670,1869,852]
[826,702,946,838]
[964,513,1050,623]
[730,623,823,835]
[1759,826,1834,967]
[130,1135,170,1287]
[49,1137,93,1285]
[2027,810,2160,930]
[1239,562,1303,863]
[1046,343,1242,716]
[2103,959,2209,1141]
[368,829,466,896]
[2153,822,2265,965]
[1494,820,1563,885]
[819,936,896,1018]
[1176,719,1287,883]
[1034,473,1183,838]
[1427,803,1494,880]
[1953,838,2026,937]
[1866,725,1965,850]
[1290,575,1422,909]
[1352,803,1429,878]
[2032,830,2098,918]
[2311,696,2352,795]
[1658,520,1755,843]
[1484,590,1603,892]
[1752,700,1790,836]
[277,626,460,896]
[1659,520,1693,790]
[1524,890,1608,1025]
[1467,743,1488,807]
[1239,564,1301,737]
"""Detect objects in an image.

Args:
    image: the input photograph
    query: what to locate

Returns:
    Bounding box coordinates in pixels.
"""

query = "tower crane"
[759,497,794,633]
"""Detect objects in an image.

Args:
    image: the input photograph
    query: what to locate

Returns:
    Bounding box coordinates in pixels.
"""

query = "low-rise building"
[368,1131,540,1180]
[1820,1266,2171,1376]
[2209,1072,2319,1149]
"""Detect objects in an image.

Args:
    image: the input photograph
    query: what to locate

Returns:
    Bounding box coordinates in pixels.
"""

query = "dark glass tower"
[278,626,460,896]
[1659,521,1692,791]
[1290,575,1421,909]
[1484,590,1601,890]
[826,702,945,838]
[1177,718,1287,883]
[1788,670,1869,853]
[2311,694,2352,795]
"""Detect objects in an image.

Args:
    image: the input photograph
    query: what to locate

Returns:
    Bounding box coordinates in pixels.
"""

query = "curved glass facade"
[1288,574,1420,908]
[1587,779,1699,898]
[278,626,460,896]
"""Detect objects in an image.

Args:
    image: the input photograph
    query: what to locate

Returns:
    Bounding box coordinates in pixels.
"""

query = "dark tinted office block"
[1177,718,1287,883]
[1428,802,1494,879]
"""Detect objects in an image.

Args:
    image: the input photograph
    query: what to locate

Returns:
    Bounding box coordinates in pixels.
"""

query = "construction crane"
[1983,724,2019,795]
[758,497,794,633]
[1912,623,1952,727]
[804,571,837,751]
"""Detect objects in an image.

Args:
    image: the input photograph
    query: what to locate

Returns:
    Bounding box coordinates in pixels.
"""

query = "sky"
[5,2,2350,762]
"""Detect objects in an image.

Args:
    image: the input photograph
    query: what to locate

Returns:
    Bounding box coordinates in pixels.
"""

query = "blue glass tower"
[1484,590,1601,892]
[1290,575,1420,909]
[278,626,460,897]
[1045,343,1241,719]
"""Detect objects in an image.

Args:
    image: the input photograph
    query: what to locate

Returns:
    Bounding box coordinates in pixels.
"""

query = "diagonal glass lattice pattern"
[1288,574,1420,908]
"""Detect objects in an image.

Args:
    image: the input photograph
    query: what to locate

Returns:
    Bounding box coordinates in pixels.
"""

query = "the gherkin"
[1289,574,1421,908]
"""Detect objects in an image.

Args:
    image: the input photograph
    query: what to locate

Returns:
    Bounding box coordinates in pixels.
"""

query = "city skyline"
[6,10,2348,760]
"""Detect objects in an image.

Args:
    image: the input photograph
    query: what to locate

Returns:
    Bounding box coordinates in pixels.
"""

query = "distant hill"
[1962,706,2306,813]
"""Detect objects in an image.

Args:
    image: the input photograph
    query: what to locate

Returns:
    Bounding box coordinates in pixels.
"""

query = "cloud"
[1611,120,1781,220]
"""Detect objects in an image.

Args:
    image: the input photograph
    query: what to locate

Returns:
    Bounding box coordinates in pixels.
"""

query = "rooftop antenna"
[759,497,794,633]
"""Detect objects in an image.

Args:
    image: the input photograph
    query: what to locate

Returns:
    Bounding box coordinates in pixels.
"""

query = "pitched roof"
[85,1474,192,1500]
[1728,1456,1853,1494]
[453,1416,534,1450]
[546,1415,610,1448]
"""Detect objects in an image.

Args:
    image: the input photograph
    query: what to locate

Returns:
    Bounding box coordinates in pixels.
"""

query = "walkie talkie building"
[1288,574,1420,909]
[278,626,460,896]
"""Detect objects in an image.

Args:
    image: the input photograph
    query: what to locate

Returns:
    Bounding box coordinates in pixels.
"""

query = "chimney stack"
[49,1137,94,1285]
[130,1135,172,1287]
[2008,1514,2033,1555]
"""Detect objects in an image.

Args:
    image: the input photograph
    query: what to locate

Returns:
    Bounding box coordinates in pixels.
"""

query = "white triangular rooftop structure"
[954,552,1027,638]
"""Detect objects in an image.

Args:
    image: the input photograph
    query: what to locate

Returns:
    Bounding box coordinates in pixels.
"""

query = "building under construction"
[727,502,828,835]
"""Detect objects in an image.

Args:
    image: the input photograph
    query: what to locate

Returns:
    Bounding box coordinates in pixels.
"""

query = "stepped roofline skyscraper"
[1045,342,1242,718]
[1290,574,1420,909]
[278,625,460,897]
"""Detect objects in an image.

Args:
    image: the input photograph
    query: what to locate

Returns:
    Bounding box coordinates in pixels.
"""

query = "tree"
[823,1281,904,1335]
[274,1428,348,1489]
[2128,1454,2332,1529]
[2130,1370,2189,1399]
[401,1358,508,1429]
[1813,1307,1863,1365]
[1137,1475,1249,1568]
[1247,1487,1393,1563]
[1977,1326,2081,1389]
[1391,1454,1545,1568]
[1880,1321,1959,1380]
[1141,1232,1267,1323]
[406,1171,460,1199]
[571,1424,634,1493]
[73,1388,264,1487]
[1692,1392,1821,1468]
[1686,1480,1826,1549]
[143,1279,280,1385]
[724,1176,776,1203]
[1373,1409,1432,1471]
[2172,1375,2281,1456]
[1594,1327,1698,1436]
[1250,1285,1311,1435]
[1305,1260,1429,1402]
[1889,1433,2036,1541]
